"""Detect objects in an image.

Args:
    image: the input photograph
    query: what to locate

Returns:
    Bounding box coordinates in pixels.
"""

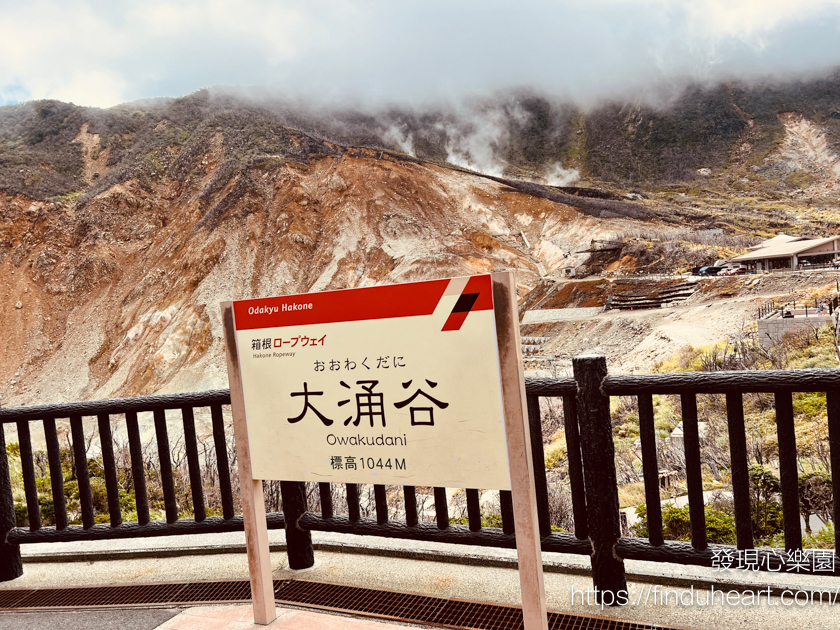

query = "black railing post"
[0,422,23,582]
[70,415,95,529]
[680,394,707,550]
[562,394,588,539]
[318,483,333,519]
[403,486,417,526]
[210,404,234,520]
[96,414,122,528]
[500,490,515,535]
[637,394,663,546]
[526,394,551,537]
[346,483,361,522]
[152,408,178,524]
[466,488,482,532]
[280,481,314,569]
[125,411,150,525]
[43,418,68,530]
[180,407,205,522]
[726,393,754,549]
[573,354,627,604]
[775,392,802,551]
[433,487,449,529]
[374,485,388,525]
[16,421,40,531]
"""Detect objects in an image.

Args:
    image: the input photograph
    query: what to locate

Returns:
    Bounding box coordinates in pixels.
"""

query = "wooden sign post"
[221,303,277,624]
[491,272,549,630]
[221,271,547,628]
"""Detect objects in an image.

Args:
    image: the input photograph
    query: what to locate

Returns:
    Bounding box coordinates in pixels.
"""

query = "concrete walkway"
[158,605,425,630]
[0,605,424,630]
[3,530,840,630]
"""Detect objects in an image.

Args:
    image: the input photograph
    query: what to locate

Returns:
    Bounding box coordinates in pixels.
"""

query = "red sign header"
[233,275,493,331]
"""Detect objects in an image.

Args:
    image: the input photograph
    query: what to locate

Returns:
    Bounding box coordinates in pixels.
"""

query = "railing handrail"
[6,365,835,424]
[4,362,840,591]
[0,389,232,423]
[604,367,840,394]
[0,379,580,423]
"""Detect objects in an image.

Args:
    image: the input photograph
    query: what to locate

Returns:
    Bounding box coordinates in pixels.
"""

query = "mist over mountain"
[2,70,840,205]
[5,1,840,110]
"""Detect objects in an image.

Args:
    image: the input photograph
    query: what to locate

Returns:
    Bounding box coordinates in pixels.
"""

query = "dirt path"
[526,272,840,375]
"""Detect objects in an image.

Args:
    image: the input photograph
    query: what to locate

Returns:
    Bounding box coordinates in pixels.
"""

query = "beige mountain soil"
[775,113,840,197]
[523,271,840,374]
[72,123,112,185]
[1,150,644,406]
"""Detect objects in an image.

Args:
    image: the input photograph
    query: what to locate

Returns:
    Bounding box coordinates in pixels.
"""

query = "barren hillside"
[1,145,647,405]
[4,78,840,406]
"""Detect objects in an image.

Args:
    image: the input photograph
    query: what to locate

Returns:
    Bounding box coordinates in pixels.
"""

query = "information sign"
[221,271,548,629]
[232,274,511,489]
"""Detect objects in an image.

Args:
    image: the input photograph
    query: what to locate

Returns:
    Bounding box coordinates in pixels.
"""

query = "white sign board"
[231,274,511,490]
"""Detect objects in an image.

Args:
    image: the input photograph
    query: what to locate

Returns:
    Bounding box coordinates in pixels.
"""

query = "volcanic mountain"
[0,100,657,404]
[2,78,840,404]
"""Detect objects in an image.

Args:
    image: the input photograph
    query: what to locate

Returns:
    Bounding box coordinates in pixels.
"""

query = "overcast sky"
[2,0,840,109]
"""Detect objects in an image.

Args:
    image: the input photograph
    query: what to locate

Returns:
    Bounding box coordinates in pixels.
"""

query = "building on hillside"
[730,233,840,271]
[745,232,801,251]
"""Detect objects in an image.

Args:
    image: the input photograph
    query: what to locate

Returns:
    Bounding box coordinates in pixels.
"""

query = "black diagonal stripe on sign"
[451,292,480,313]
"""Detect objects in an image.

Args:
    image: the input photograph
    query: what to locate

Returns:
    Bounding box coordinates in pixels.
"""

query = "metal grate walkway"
[0,579,685,630]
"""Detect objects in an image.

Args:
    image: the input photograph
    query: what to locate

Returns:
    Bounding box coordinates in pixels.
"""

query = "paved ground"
[0,605,427,630]
[0,608,182,630]
[2,531,840,629]
[156,605,425,630]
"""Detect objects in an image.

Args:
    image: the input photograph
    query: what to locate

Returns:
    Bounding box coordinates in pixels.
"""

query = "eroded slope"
[1,149,639,404]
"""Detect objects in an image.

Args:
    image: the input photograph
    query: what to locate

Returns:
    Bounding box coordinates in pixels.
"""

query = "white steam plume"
[382,125,416,156]
[544,164,580,186]
[442,108,510,177]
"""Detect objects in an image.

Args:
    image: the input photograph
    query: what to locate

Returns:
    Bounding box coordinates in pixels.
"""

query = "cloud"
[0,0,839,108]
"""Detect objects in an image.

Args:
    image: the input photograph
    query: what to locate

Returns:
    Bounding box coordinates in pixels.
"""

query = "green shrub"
[799,472,832,534]
[765,523,835,549]
[544,439,567,469]
[705,508,737,546]
[449,510,504,529]
[749,464,784,540]
[632,502,736,545]
[14,502,27,527]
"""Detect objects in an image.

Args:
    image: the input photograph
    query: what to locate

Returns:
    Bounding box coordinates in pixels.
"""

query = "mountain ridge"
[2,75,840,404]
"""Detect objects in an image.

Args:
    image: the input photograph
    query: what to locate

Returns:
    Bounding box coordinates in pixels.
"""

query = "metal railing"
[2,358,840,588]
[757,300,778,319]
[760,295,839,319]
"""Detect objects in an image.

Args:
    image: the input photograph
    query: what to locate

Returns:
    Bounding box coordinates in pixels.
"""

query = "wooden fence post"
[0,422,23,582]
[572,354,627,604]
[280,481,314,569]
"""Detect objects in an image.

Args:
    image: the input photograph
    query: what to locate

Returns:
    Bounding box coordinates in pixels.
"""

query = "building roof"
[747,233,803,250]
[670,421,708,440]
[731,237,838,262]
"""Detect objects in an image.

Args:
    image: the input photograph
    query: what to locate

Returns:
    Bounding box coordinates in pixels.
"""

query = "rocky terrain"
[523,272,840,375]
[3,77,840,406]
[0,143,648,405]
